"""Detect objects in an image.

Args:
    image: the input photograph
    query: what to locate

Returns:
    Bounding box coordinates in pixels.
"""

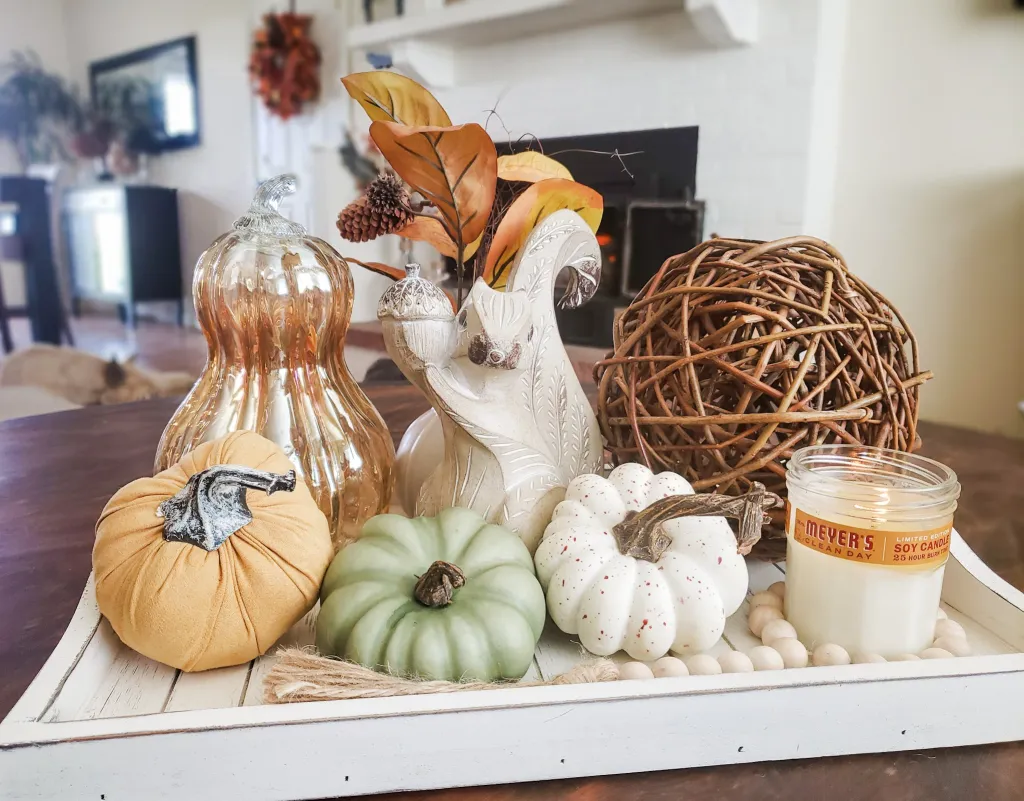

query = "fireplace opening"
[445,127,703,348]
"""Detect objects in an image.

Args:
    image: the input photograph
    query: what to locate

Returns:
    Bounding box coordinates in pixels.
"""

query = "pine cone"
[337,173,414,243]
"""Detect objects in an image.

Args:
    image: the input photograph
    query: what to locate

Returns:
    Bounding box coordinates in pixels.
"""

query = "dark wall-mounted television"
[90,36,200,154]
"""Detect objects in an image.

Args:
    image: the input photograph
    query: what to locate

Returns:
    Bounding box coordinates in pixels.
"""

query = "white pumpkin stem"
[612,482,781,561]
[414,561,467,607]
[159,465,297,552]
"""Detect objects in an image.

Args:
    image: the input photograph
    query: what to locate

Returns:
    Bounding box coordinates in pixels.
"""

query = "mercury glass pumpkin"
[155,175,394,549]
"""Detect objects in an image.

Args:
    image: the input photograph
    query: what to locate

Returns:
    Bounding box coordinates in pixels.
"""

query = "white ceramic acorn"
[382,210,604,553]
[534,464,778,660]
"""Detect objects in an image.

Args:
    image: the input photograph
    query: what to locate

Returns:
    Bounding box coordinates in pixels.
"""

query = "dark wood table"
[1,386,1022,800]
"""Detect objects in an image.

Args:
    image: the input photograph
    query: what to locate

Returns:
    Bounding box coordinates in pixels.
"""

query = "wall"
[831,0,1024,437]
[62,0,256,311]
[428,0,835,241]
[252,0,396,323]
[0,0,71,173]
[332,1,844,320]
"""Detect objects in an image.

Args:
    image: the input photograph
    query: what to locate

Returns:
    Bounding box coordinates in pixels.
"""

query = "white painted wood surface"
[345,0,757,88]
[2,531,1022,800]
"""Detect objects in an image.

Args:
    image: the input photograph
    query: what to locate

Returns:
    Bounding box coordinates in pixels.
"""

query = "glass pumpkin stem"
[159,465,297,552]
[611,482,781,562]
[233,174,306,238]
[414,560,466,607]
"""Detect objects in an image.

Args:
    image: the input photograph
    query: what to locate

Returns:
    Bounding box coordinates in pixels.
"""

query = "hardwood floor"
[2,315,387,380]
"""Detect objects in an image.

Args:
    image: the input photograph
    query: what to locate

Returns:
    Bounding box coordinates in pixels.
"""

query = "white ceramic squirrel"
[379,209,604,552]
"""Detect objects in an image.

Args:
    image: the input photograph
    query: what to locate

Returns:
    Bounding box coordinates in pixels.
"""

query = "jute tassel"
[263,647,619,704]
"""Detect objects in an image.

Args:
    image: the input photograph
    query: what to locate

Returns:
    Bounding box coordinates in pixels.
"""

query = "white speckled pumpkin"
[533,463,748,660]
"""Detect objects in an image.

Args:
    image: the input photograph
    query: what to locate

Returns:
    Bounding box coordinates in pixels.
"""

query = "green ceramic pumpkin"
[316,507,546,682]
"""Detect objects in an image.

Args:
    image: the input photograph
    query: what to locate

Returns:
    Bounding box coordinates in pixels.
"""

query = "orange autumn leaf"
[371,120,497,254]
[497,151,572,183]
[397,217,483,260]
[482,179,603,291]
[396,216,457,258]
[342,72,451,127]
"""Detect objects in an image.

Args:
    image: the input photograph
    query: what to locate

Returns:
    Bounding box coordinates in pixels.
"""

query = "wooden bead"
[851,652,886,664]
[933,636,972,656]
[651,656,689,678]
[618,661,655,680]
[773,637,809,668]
[920,648,953,660]
[936,608,948,620]
[748,605,784,636]
[760,619,797,647]
[768,581,786,599]
[890,653,921,661]
[748,645,784,671]
[685,654,723,675]
[718,651,755,673]
[934,619,966,641]
[812,643,851,667]
[749,591,783,611]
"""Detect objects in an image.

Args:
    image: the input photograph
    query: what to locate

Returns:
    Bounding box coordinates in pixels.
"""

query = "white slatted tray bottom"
[2,531,1023,801]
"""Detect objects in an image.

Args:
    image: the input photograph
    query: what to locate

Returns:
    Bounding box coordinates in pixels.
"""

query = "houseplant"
[0,51,83,171]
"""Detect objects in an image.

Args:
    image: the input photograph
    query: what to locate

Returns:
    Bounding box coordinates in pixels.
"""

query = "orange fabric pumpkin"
[94,431,332,672]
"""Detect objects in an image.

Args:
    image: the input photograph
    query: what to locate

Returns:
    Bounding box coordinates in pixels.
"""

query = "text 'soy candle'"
[784,446,960,657]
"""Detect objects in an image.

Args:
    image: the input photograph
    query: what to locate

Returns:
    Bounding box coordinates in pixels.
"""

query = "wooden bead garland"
[617,580,971,681]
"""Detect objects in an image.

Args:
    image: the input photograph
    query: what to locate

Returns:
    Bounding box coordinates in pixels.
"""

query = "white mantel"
[347,0,760,88]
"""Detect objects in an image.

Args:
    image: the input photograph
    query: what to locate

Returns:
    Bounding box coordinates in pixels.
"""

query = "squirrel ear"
[104,358,127,388]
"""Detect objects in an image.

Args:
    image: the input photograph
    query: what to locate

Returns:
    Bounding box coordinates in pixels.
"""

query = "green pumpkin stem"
[414,561,466,607]
[159,465,296,551]
[611,482,781,562]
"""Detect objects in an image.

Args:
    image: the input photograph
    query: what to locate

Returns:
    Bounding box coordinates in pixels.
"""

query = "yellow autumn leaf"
[482,179,603,291]
[342,72,452,127]
[497,152,573,183]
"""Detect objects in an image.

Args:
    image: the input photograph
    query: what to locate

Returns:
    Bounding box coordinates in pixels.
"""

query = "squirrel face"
[460,281,533,370]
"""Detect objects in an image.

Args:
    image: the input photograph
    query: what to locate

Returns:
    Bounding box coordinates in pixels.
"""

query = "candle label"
[790,507,952,568]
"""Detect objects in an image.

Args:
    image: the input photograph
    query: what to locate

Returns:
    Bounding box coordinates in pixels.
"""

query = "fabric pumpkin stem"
[414,560,466,607]
[611,482,781,561]
[159,465,297,551]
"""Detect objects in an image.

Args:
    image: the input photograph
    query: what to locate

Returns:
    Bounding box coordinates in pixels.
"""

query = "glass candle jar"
[785,445,960,658]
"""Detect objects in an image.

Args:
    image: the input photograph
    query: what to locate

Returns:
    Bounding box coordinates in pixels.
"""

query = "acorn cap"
[377,264,453,321]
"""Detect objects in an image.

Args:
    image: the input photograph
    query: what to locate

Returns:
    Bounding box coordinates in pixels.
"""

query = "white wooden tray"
[2,531,1022,800]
